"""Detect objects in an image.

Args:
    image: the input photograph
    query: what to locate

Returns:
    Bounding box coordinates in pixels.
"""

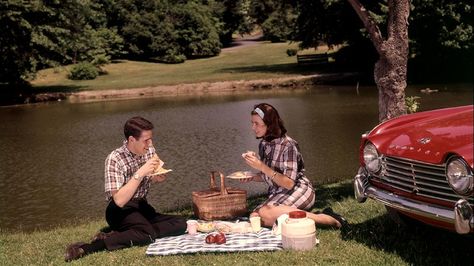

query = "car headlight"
[363,142,381,174]
[446,157,474,196]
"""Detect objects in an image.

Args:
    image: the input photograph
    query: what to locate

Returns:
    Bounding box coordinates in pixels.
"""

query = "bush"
[405,96,421,113]
[68,62,99,80]
[286,49,297,56]
[157,48,187,64]
[92,54,110,67]
[92,55,110,75]
[160,54,186,64]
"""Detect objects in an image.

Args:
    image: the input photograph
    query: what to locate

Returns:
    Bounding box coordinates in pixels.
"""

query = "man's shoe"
[64,242,86,262]
[322,207,349,229]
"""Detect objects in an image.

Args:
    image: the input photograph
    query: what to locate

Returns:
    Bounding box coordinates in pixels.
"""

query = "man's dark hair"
[124,116,154,140]
[251,103,287,141]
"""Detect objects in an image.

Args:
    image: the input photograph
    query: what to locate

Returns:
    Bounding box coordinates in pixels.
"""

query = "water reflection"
[0,84,472,231]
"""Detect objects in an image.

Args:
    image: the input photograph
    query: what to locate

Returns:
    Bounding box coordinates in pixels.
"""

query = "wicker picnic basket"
[192,171,247,221]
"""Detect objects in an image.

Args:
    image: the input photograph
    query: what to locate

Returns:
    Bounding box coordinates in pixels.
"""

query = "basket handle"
[210,171,228,195]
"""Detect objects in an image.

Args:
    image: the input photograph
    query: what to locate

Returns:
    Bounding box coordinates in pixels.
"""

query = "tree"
[105,0,221,63]
[409,0,473,82]
[294,0,472,118]
[173,1,221,59]
[249,0,297,42]
[60,1,125,64]
[213,0,248,47]
[0,0,124,98]
[0,1,67,92]
[347,0,410,122]
[293,0,380,83]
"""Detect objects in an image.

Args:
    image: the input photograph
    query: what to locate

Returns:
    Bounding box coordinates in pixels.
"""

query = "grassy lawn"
[30,42,335,93]
[1,181,472,265]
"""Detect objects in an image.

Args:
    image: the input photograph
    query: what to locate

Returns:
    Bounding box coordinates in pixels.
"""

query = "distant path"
[222,33,265,52]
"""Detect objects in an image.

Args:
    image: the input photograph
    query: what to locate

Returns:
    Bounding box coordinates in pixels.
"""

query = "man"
[65,116,187,262]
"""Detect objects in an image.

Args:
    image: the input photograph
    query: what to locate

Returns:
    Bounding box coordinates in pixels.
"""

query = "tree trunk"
[347,0,410,122]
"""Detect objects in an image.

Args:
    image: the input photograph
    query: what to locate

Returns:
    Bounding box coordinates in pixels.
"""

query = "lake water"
[0,84,472,232]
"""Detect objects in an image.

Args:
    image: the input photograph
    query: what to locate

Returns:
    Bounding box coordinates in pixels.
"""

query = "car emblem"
[417,137,431,144]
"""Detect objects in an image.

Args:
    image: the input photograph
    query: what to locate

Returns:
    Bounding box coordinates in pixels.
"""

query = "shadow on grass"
[313,182,354,209]
[32,85,85,94]
[218,63,339,76]
[342,213,474,265]
[248,181,473,265]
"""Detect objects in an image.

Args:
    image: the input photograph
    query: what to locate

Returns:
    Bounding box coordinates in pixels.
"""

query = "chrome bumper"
[354,167,474,234]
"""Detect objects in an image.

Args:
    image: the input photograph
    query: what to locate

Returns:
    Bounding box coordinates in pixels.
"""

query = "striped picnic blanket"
[146,228,282,256]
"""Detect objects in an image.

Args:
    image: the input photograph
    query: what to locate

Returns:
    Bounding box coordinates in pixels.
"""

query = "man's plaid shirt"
[104,140,155,201]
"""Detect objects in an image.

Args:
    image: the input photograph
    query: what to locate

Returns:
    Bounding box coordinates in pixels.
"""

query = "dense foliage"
[0,0,123,87]
[292,0,473,82]
[0,0,471,99]
[0,0,244,92]
[249,0,297,42]
[408,0,473,82]
[1,1,68,87]
[99,0,223,63]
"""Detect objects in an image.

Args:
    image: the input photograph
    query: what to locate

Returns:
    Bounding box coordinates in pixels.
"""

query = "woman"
[242,103,347,229]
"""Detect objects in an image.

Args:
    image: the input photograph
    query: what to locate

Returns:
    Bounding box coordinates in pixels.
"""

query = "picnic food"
[214,233,226,244]
[231,222,252,233]
[152,167,172,175]
[241,151,256,158]
[228,171,247,179]
[213,221,252,234]
[214,222,233,233]
[205,234,216,244]
[205,233,226,244]
[151,154,172,175]
[197,222,215,232]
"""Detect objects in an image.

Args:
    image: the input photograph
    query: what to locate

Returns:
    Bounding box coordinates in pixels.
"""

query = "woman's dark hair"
[124,116,154,140]
[251,103,287,141]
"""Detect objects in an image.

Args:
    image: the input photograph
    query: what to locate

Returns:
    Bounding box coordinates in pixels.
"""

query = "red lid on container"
[289,211,306,219]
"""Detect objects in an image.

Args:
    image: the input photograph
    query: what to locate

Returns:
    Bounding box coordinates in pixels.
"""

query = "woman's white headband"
[254,107,264,119]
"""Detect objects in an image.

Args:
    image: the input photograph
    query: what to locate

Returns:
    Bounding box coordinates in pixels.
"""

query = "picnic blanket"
[146,228,283,256]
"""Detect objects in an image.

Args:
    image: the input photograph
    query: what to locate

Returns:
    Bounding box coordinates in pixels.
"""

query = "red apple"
[205,234,216,244]
[214,233,226,244]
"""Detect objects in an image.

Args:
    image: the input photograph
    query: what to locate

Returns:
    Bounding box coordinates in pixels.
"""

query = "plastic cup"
[250,216,261,232]
[186,220,198,235]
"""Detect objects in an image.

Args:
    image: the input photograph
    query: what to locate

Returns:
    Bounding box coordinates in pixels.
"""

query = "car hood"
[367,105,473,167]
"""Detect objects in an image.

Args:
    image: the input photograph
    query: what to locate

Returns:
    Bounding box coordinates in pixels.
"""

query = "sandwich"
[227,171,247,179]
[151,154,172,175]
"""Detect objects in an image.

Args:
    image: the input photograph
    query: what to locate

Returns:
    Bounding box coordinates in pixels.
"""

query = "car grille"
[371,156,474,205]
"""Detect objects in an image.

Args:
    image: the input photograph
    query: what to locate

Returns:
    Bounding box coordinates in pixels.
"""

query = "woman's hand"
[242,152,264,172]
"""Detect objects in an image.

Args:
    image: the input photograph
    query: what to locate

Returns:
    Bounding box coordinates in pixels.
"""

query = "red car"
[354,105,474,234]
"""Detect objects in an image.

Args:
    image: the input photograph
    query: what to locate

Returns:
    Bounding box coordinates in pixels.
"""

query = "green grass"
[30,42,336,93]
[1,181,472,265]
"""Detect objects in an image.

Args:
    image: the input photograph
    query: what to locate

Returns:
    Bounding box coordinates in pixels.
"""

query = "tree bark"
[347,0,410,122]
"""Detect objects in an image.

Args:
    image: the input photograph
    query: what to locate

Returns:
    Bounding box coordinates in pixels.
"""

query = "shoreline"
[23,72,358,105]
